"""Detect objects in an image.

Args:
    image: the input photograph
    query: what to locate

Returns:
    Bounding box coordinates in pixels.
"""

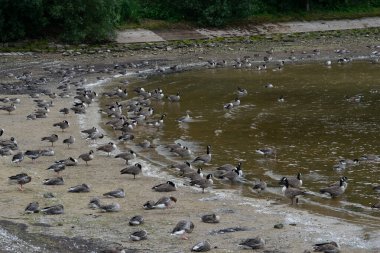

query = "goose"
[59,107,70,115]
[24,150,42,162]
[329,176,348,190]
[81,127,98,135]
[373,185,380,193]
[53,120,70,132]
[63,136,75,148]
[43,177,64,185]
[130,230,147,241]
[115,150,137,164]
[137,139,152,149]
[0,103,16,114]
[41,204,64,215]
[55,157,78,166]
[184,168,203,181]
[277,95,285,102]
[171,220,194,240]
[192,145,211,164]
[190,174,213,193]
[90,198,121,212]
[320,177,347,198]
[12,152,24,164]
[68,183,90,193]
[237,87,248,96]
[256,148,276,158]
[201,213,220,223]
[167,92,181,102]
[252,179,267,193]
[216,162,242,172]
[279,173,302,188]
[372,202,380,209]
[171,161,192,173]
[120,163,142,179]
[129,215,144,226]
[41,134,58,146]
[192,241,211,252]
[177,112,191,123]
[9,173,31,191]
[103,188,125,198]
[46,163,65,175]
[239,237,265,249]
[146,114,166,128]
[216,168,241,182]
[25,202,40,214]
[78,150,94,165]
[144,196,177,209]
[313,241,340,253]
[152,181,176,192]
[40,148,55,156]
[281,177,306,204]
[118,133,135,142]
[96,142,116,156]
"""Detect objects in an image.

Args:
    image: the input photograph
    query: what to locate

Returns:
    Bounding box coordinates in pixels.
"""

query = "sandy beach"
[0,26,380,252]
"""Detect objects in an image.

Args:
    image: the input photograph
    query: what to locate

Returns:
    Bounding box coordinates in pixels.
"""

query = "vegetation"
[1,0,380,43]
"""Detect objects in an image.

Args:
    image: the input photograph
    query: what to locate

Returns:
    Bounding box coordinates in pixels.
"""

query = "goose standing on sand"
[320,177,347,198]
[120,163,142,179]
[190,174,213,193]
[192,145,211,164]
[97,142,116,156]
[53,120,70,132]
[171,220,194,240]
[103,188,125,198]
[281,177,306,204]
[115,150,137,164]
[0,103,16,114]
[9,173,31,191]
[78,150,94,165]
[63,136,75,148]
[279,172,302,188]
[41,204,64,215]
[152,181,176,192]
[41,134,58,146]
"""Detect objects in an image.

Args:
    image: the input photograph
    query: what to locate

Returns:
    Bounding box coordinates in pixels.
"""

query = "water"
[103,61,380,225]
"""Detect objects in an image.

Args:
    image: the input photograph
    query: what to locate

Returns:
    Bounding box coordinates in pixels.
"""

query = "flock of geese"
[1,58,379,252]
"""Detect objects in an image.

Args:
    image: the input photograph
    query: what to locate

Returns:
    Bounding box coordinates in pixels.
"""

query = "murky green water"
[106,61,380,224]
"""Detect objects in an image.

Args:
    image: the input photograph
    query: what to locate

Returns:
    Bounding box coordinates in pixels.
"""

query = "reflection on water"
[104,61,380,225]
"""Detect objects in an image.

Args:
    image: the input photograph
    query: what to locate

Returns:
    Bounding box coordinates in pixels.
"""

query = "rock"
[274,223,284,229]
[43,192,55,198]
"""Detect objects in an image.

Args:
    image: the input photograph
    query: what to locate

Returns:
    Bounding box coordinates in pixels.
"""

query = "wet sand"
[0,28,380,252]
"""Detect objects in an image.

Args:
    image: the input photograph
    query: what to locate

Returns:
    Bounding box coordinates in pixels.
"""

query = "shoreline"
[0,28,380,252]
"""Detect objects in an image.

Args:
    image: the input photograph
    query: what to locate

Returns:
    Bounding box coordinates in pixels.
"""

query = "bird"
[313,241,340,253]
[59,107,70,115]
[252,179,267,193]
[81,127,98,135]
[46,163,66,175]
[192,145,211,164]
[281,177,306,204]
[9,173,31,191]
[279,172,302,188]
[53,120,70,132]
[167,92,181,102]
[237,87,248,96]
[78,150,94,165]
[144,196,177,209]
[239,237,265,249]
[68,183,90,193]
[90,198,120,212]
[372,202,380,209]
[191,241,211,252]
[114,150,137,164]
[129,215,144,226]
[320,177,347,198]
[43,177,64,185]
[41,204,64,215]
[63,136,75,148]
[24,150,42,162]
[11,152,24,164]
[120,163,142,179]
[25,202,40,214]
[171,220,194,240]
[55,157,78,166]
[103,188,125,198]
[201,213,220,223]
[185,168,203,181]
[152,181,176,192]
[256,148,276,158]
[41,134,59,146]
[190,174,213,193]
[0,103,16,114]
[129,230,148,241]
[97,142,116,156]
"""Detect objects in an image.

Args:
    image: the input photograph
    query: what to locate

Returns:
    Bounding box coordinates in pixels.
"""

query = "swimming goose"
[78,150,94,165]
[68,183,90,193]
[53,120,70,132]
[167,92,181,102]
[43,177,64,185]
[313,241,340,253]
[103,188,125,198]
[171,220,194,240]
[192,241,211,252]
[144,196,177,209]
[237,87,248,96]
[12,152,24,164]
[192,145,211,164]
[177,112,191,123]
[239,237,265,249]
[63,136,75,148]
[9,173,31,191]
[120,163,142,179]
[130,230,148,241]
[41,204,64,215]
[115,150,137,164]
[256,148,276,158]
[320,177,347,198]
[201,213,220,223]
[41,134,59,146]
[281,177,306,204]
[152,181,176,192]
[190,174,213,193]
[25,202,40,214]
[46,163,65,175]
[129,215,144,226]
[97,142,116,156]
[279,173,302,188]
